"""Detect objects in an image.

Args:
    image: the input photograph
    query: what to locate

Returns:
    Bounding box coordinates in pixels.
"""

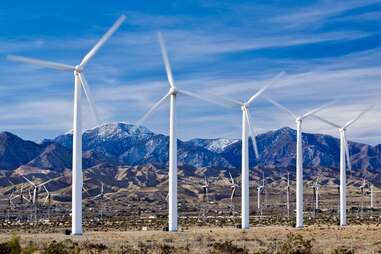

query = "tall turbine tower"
[8,16,125,234]
[137,32,230,232]
[212,71,285,228]
[264,96,333,228]
[313,104,374,226]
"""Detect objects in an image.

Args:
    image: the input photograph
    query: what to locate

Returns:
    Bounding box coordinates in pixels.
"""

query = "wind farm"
[0,1,381,253]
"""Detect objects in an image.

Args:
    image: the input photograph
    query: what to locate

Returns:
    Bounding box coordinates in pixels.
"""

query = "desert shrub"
[331,246,355,254]
[22,241,38,254]
[157,244,175,254]
[209,240,248,254]
[42,240,80,254]
[82,242,108,253]
[0,235,22,254]
[277,233,316,254]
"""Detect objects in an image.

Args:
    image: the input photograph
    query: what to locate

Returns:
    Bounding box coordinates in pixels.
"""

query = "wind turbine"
[228,172,238,216]
[22,176,40,221]
[313,104,374,226]
[370,184,375,209]
[8,15,125,234]
[312,176,321,216]
[137,32,230,232]
[211,71,285,229]
[202,176,209,204]
[257,172,265,215]
[42,184,53,220]
[264,96,334,228]
[286,173,291,218]
[197,176,210,220]
[23,175,64,221]
[360,177,367,218]
[91,182,111,219]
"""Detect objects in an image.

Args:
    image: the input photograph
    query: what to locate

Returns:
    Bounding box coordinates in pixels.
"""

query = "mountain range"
[0,122,381,176]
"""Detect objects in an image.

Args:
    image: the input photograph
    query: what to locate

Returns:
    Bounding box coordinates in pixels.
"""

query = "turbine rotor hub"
[169,87,177,95]
[74,65,83,74]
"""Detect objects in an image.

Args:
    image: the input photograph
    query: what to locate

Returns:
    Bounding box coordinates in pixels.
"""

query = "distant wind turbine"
[210,71,285,229]
[313,104,374,226]
[8,15,126,235]
[257,172,265,215]
[264,96,334,228]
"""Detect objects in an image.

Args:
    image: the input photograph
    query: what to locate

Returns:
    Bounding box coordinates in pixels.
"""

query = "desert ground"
[0,225,380,253]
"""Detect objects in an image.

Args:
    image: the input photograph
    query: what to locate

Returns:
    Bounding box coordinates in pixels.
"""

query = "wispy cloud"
[0,1,380,145]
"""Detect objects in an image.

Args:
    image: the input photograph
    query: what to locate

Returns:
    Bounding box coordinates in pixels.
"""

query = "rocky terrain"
[0,122,380,209]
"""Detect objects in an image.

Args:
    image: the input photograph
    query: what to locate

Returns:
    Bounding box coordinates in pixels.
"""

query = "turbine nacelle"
[169,87,177,95]
[74,65,84,74]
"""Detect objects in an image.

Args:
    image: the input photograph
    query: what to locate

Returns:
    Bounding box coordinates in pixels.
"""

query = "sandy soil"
[0,225,380,253]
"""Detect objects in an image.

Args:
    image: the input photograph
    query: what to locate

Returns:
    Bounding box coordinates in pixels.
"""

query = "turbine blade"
[92,194,102,200]
[312,115,341,128]
[80,15,126,67]
[229,172,234,185]
[82,186,90,195]
[136,92,170,125]
[343,104,375,129]
[343,132,352,172]
[244,108,259,159]
[158,32,176,88]
[43,195,49,206]
[177,88,233,108]
[7,55,75,71]
[40,175,64,186]
[263,95,297,119]
[42,184,49,194]
[22,176,36,187]
[246,71,286,105]
[301,100,336,119]
[78,73,100,124]
[205,92,242,107]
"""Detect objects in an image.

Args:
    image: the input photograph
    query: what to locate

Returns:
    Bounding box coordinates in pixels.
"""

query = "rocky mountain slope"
[0,122,380,174]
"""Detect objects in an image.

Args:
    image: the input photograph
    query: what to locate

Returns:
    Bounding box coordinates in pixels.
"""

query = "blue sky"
[0,0,381,144]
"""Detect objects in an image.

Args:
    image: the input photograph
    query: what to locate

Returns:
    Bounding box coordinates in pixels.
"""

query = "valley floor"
[0,225,380,253]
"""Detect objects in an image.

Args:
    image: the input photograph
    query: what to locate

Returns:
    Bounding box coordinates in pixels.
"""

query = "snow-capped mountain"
[0,122,380,175]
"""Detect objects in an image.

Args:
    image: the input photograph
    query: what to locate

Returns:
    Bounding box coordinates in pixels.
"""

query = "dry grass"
[0,225,379,253]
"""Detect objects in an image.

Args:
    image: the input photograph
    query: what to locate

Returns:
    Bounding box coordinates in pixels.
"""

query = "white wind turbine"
[313,104,374,226]
[312,176,321,215]
[202,176,209,203]
[285,173,291,218]
[91,182,112,219]
[228,172,239,216]
[264,96,334,228]
[8,15,125,234]
[370,184,375,209]
[360,177,367,218]
[199,176,210,219]
[212,71,285,229]
[257,172,265,214]
[137,32,229,232]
